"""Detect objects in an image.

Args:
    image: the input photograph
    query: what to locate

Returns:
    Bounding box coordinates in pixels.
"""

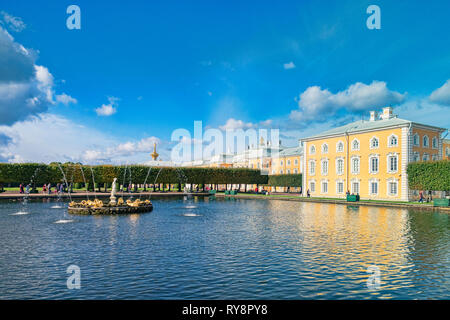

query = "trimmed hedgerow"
[268,174,302,187]
[0,163,268,186]
[407,160,450,191]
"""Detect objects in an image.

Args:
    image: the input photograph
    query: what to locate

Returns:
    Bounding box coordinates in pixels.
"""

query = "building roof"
[302,117,446,141]
[279,146,303,157]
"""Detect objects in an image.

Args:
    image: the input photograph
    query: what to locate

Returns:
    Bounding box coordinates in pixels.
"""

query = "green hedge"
[407,160,450,191]
[0,163,268,186]
[268,174,302,187]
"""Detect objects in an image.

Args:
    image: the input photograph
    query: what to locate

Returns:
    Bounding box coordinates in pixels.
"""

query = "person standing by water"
[25,184,30,194]
[307,189,310,198]
[419,190,424,203]
[47,183,51,194]
[42,184,47,194]
[19,183,24,194]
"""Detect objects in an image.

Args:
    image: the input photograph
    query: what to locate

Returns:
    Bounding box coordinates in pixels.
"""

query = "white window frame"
[336,157,344,175]
[336,180,344,194]
[322,143,328,154]
[351,156,360,174]
[413,152,420,162]
[336,141,344,153]
[387,153,399,173]
[423,135,429,148]
[309,160,316,176]
[287,159,291,165]
[351,179,360,195]
[321,159,329,175]
[387,178,398,197]
[413,133,420,146]
[422,153,429,161]
[294,168,298,174]
[321,180,328,194]
[309,180,316,193]
[388,134,398,147]
[310,145,316,155]
[432,137,438,149]
[369,155,379,174]
[369,179,379,196]
[370,136,379,149]
[351,138,360,151]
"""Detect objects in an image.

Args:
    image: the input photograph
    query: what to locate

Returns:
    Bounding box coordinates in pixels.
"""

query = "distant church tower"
[151,142,159,161]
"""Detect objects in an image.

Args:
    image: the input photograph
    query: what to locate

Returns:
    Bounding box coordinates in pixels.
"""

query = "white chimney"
[369,111,378,121]
[381,107,394,120]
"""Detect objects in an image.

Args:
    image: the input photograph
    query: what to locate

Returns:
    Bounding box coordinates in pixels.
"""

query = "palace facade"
[300,107,446,201]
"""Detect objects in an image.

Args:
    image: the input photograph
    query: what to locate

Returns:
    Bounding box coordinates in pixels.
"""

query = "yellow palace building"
[300,107,446,201]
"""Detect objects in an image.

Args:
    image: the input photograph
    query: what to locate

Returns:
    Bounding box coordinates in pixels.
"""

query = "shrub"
[268,174,302,187]
[407,160,450,191]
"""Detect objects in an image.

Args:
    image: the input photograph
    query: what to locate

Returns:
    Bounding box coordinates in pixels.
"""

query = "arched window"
[310,145,316,155]
[352,139,360,151]
[413,134,419,146]
[423,135,429,147]
[337,141,344,152]
[322,143,328,154]
[370,137,379,148]
[432,137,438,149]
[389,134,398,147]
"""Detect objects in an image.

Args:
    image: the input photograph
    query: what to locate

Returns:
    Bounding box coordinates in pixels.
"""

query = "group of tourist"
[418,190,433,203]
[19,184,31,194]
[18,183,67,195]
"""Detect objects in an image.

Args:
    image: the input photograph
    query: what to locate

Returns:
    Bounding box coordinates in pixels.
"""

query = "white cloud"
[290,81,406,122]
[0,26,75,125]
[429,79,450,106]
[55,93,77,105]
[219,118,255,131]
[95,96,119,116]
[396,99,450,129]
[0,11,26,32]
[82,136,161,163]
[0,114,165,164]
[283,61,296,70]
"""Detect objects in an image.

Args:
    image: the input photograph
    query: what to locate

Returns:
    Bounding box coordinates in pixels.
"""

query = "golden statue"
[151,142,159,160]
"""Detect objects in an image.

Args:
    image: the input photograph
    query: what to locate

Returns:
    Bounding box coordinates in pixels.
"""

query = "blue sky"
[0,0,449,163]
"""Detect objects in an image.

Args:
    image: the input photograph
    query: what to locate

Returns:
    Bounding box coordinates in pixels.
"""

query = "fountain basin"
[68,204,153,215]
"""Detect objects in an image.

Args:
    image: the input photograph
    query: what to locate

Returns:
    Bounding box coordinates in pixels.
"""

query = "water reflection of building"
[265,201,412,283]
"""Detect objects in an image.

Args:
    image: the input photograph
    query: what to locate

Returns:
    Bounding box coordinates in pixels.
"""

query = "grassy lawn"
[215,192,435,205]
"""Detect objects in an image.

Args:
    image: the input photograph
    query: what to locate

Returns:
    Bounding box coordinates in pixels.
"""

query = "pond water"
[0,196,448,299]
